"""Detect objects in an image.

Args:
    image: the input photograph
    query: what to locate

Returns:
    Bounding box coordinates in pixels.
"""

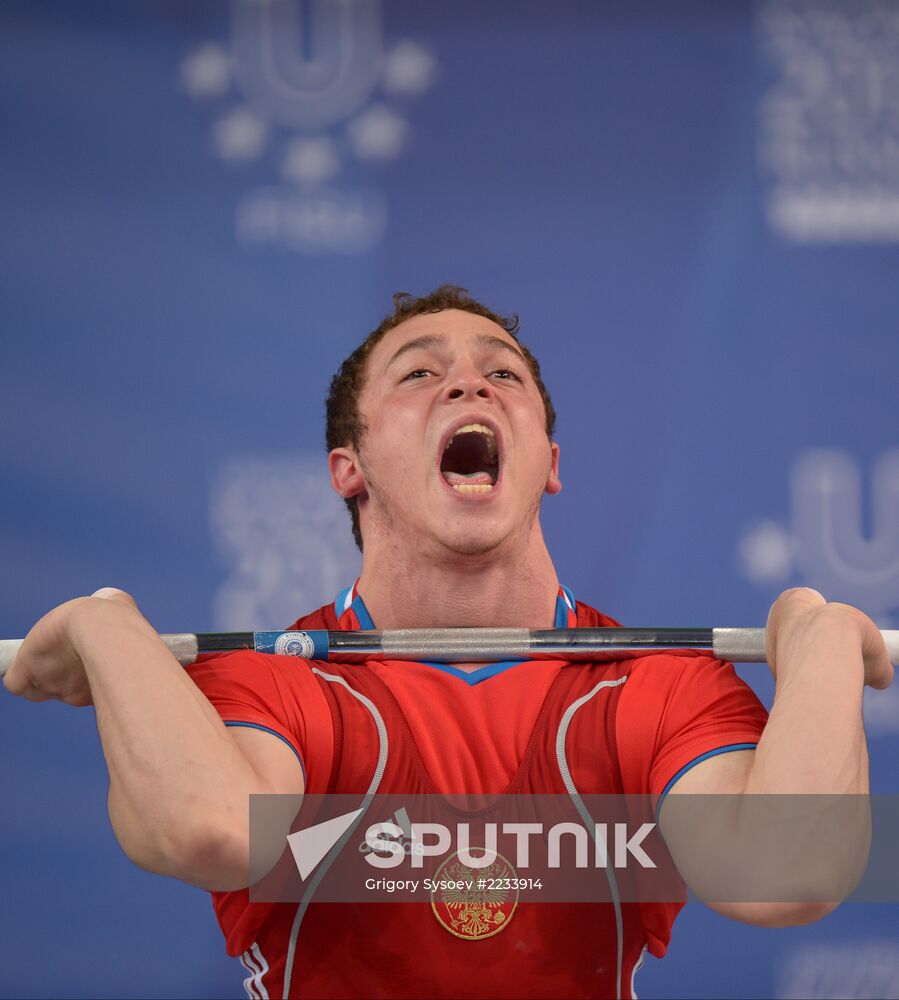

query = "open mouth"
[440,423,499,495]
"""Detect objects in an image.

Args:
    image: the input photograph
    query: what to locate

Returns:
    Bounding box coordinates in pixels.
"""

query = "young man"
[5,287,892,999]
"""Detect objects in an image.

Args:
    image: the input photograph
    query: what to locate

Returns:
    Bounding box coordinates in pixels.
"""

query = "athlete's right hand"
[3,588,141,707]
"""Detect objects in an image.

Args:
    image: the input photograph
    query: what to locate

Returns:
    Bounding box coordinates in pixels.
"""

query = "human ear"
[328,447,367,499]
[544,441,562,495]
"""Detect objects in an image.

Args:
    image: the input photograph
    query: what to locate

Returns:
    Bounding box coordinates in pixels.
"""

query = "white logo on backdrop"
[777,941,899,999]
[757,0,899,243]
[181,0,437,253]
[211,455,360,630]
[739,448,899,734]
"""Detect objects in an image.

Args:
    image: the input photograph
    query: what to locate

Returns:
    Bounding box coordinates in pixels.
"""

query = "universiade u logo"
[792,449,899,620]
[183,0,435,252]
[232,0,383,130]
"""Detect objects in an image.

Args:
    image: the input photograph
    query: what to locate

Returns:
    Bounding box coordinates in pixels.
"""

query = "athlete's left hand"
[765,587,893,690]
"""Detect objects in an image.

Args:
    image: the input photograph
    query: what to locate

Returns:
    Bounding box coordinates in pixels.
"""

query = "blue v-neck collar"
[332,582,576,686]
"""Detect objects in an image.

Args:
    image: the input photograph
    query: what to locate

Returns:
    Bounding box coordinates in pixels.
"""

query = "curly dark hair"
[326,285,557,551]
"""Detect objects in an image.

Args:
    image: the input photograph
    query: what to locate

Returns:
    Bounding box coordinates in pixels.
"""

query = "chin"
[437,526,509,558]
[435,502,541,557]
[446,539,502,557]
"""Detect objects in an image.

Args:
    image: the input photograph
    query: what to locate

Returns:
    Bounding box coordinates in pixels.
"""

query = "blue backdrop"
[2,1,898,997]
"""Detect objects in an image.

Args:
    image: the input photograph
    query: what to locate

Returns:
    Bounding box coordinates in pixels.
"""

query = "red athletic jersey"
[187,586,767,999]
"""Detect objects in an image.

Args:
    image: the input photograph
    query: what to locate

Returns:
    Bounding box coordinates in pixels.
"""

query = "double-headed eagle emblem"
[430,852,519,941]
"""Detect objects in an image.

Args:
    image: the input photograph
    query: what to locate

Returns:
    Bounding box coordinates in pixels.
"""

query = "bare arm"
[659,588,893,926]
[3,588,303,891]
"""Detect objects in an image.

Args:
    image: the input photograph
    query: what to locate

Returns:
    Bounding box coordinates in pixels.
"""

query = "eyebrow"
[385,332,528,371]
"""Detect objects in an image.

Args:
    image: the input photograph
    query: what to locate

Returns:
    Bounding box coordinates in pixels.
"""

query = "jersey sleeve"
[186,651,334,792]
[616,653,768,800]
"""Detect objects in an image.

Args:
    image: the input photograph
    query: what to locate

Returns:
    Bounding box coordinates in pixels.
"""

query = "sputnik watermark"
[285,806,656,883]
[362,819,657,870]
[258,793,899,905]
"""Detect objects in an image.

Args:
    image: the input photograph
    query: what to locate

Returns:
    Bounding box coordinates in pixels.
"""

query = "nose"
[444,364,494,402]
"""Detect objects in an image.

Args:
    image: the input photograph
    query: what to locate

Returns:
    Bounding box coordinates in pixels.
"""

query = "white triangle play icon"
[286,808,364,880]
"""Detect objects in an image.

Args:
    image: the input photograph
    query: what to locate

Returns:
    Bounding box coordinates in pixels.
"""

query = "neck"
[355,522,560,630]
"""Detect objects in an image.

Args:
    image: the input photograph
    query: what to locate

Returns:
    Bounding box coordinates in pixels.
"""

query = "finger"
[865,635,895,691]
[765,588,829,676]
[869,663,895,691]
[64,690,94,708]
[58,673,94,706]
[3,660,33,698]
[91,587,137,609]
[766,588,824,631]
[20,684,51,703]
[777,587,827,609]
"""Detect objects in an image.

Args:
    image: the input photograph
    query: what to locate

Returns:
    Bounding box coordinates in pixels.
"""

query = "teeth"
[452,484,493,494]
[445,423,495,450]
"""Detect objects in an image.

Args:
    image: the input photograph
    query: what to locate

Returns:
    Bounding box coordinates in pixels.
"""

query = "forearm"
[661,593,889,926]
[666,639,869,923]
[728,607,871,916]
[71,601,261,886]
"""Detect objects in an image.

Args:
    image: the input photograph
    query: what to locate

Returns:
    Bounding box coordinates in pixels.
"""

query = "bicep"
[659,748,793,923]
[661,747,755,799]
[227,725,306,796]
[658,748,754,867]
[659,750,752,915]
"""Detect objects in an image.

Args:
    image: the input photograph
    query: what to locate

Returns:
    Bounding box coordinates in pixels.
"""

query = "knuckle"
[4,667,29,697]
[825,601,859,616]
[783,587,825,602]
[822,602,867,629]
[91,587,133,602]
[771,588,826,618]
